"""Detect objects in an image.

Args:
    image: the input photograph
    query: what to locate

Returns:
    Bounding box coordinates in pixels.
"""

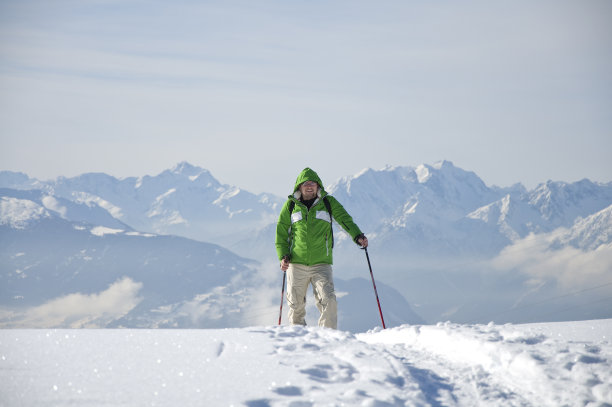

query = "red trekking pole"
[278,271,286,325]
[364,247,386,329]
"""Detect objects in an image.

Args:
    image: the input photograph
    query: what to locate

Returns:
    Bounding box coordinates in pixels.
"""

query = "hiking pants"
[286,263,337,329]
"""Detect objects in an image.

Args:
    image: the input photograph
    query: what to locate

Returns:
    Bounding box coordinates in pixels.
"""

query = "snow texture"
[1,319,610,406]
[0,197,50,229]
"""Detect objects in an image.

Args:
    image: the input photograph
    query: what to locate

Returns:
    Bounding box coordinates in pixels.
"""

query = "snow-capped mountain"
[327,161,499,233]
[528,179,612,229]
[321,162,612,323]
[2,161,611,326]
[467,194,544,240]
[1,188,131,230]
[5,161,610,260]
[1,195,50,229]
[550,204,612,251]
[326,161,612,260]
[1,162,283,248]
[0,171,43,190]
[466,179,612,243]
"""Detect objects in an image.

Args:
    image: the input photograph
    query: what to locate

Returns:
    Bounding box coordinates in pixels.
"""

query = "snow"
[1,320,610,406]
[90,226,124,236]
[555,205,612,250]
[0,197,49,228]
[125,231,155,237]
[41,195,67,218]
[72,191,124,219]
[415,164,432,183]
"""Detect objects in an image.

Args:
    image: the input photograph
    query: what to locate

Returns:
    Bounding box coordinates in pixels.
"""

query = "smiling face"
[299,180,319,200]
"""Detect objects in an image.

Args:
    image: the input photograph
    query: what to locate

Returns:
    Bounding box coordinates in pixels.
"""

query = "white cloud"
[0,277,143,328]
[147,260,283,328]
[491,232,612,289]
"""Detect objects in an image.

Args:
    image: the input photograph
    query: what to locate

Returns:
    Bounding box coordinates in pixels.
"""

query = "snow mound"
[1,320,610,406]
[360,320,612,406]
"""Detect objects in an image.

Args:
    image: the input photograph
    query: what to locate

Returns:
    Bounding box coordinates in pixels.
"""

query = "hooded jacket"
[275,168,363,266]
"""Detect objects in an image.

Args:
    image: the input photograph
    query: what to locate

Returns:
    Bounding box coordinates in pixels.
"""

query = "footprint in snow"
[272,385,303,396]
[300,363,357,384]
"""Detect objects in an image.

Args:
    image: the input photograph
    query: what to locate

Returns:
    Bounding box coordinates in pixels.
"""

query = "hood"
[293,168,324,193]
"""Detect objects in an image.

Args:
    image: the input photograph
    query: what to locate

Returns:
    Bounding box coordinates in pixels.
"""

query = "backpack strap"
[284,200,296,258]
[287,200,295,215]
[322,196,334,248]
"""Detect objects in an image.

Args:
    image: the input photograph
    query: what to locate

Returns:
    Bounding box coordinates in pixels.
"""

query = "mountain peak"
[170,162,205,177]
[432,160,455,170]
[0,171,41,190]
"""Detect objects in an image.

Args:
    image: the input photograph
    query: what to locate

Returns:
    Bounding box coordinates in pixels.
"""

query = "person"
[275,167,368,329]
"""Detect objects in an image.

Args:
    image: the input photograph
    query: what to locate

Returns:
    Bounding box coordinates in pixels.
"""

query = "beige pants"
[286,263,337,329]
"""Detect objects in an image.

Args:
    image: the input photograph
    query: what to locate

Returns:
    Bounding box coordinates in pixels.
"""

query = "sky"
[1,0,611,197]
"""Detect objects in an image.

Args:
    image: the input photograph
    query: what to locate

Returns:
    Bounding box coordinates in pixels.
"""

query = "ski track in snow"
[1,320,611,407]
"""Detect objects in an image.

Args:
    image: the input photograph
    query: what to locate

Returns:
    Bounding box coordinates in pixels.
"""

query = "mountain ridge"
[2,161,611,326]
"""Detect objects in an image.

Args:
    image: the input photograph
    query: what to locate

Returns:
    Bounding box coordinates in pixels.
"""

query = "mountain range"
[1,161,611,328]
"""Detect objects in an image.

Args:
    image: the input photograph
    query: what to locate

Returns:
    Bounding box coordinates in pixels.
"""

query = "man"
[275,168,368,329]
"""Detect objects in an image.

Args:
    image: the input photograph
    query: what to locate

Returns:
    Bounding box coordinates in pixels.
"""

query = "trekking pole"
[363,247,386,329]
[278,270,286,325]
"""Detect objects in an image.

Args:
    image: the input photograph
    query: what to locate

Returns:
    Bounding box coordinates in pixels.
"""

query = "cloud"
[0,277,143,328]
[145,260,283,328]
[491,232,612,290]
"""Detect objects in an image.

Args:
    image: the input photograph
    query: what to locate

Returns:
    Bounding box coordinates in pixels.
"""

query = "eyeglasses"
[302,181,318,187]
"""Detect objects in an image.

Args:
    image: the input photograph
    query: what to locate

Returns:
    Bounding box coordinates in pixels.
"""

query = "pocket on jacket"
[315,210,331,222]
[291,212,303,224]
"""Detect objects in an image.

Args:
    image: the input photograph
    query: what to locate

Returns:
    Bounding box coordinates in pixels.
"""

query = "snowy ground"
[1,320,611,407]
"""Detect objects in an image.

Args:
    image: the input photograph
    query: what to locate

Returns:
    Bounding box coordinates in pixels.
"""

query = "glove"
[280,255,290,271]
[354,234,368,248]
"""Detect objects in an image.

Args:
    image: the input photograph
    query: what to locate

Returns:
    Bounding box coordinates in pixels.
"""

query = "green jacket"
[275,168,363,266]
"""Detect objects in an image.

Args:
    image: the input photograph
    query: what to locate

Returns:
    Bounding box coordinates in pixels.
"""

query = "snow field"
[1,319,611,406]
[359,320,612,406]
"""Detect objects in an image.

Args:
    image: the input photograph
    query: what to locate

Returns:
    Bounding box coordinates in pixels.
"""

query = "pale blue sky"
[1,0,611,196]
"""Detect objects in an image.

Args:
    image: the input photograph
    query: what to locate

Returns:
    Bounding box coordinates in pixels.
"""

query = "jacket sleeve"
[275,200,292,260]
[327,196,363,243]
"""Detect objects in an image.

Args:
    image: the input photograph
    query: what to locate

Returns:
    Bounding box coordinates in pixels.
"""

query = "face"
[300,180,318,200]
